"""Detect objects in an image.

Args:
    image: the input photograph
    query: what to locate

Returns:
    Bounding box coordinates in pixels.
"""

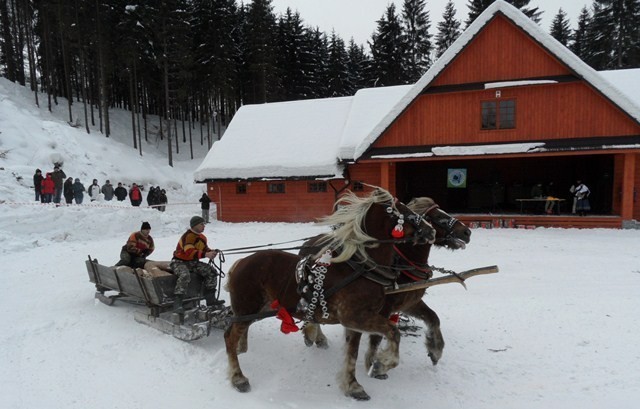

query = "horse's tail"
[224,258,243,292]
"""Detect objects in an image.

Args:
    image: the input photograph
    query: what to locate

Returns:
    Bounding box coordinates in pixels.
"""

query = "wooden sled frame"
[85,255,230,340]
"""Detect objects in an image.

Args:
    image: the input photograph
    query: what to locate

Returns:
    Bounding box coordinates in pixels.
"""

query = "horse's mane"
[406,197,436,215]
[315,188,395,263]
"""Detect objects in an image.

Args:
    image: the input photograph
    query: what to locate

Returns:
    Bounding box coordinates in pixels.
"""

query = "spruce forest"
[1,0,638,164]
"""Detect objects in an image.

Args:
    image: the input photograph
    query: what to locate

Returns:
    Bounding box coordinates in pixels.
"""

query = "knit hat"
[141,221,151,230]
[190,216,205,228]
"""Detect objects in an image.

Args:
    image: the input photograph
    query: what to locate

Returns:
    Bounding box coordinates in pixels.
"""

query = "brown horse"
[299,197,471,379]
[224,189,436,400]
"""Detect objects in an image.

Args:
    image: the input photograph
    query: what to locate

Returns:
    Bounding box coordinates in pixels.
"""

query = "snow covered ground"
[1,78,640,408]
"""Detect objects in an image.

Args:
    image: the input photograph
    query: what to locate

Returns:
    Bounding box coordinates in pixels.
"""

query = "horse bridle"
[422,203,460,245]
[381,199,435,245]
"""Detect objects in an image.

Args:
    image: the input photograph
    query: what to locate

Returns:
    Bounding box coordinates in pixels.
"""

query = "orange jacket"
[172,230,212,261]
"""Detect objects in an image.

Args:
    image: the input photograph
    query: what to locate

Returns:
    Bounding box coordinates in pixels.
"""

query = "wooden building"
[195,1,640,228]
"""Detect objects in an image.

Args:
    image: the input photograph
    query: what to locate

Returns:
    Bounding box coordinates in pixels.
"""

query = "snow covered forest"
[1,0,639,161]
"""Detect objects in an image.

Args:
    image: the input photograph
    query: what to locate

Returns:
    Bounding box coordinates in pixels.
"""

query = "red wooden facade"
[205,12,640,228]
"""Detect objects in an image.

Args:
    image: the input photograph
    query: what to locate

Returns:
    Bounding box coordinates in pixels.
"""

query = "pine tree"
[275,8,311,101]
[241,0,278,104]
[435,0,462,59]
[571,7,592,61]
[305,28,329,98]
[401,0,432,82]
[369,3,408,87]
[346,39,371,91]
[466,0,541,27]
[465,0,492,27]
[590,0,640,69]
[549,8,572,46]
[326,32,352,96]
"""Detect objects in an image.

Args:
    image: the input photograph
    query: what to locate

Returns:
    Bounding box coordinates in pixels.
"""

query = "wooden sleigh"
[85,255,231,341]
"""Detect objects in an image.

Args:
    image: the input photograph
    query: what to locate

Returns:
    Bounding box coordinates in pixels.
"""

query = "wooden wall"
[374,83,640,149]
[207,180,337,222]
[433,15,570,85]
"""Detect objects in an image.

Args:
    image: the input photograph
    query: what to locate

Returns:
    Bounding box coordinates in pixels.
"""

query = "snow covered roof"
[194,86,411,181]
[194,97,352,181]
[195,0,640,182]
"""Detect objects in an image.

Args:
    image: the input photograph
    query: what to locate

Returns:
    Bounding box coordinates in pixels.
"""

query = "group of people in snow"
[115,215,221,312]
[33,167,166,208]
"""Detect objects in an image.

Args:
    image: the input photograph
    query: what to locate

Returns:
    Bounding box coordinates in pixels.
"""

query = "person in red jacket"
[169,216,221,312]
[129,183,142,206]
[41,173,55,203]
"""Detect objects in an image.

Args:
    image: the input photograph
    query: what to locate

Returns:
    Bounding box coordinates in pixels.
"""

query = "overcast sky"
[271,0,589,46]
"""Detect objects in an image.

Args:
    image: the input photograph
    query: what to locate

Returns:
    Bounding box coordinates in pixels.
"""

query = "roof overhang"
[358,136,640,163]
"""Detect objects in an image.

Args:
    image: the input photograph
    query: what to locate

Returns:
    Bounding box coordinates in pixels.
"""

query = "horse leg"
[364,334,385,379]
[342,316,401,380]
[405,301,445,365]
[237,327,248,354]
[339,328,370,401]
[224,322,251,392]
[302,323,329,349]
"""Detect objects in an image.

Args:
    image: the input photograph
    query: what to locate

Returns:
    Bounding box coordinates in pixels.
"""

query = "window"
[308,182,327,193]
[267,182,285,194]
[236,183,247,194]
[481,99,516,130]
[352,181,364,192]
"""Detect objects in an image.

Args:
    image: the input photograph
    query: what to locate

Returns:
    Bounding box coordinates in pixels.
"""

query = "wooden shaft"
[385,265,499,294]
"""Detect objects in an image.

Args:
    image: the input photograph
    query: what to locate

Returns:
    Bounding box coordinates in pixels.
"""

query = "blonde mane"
[315,188,396,263]
[406,197,436,215]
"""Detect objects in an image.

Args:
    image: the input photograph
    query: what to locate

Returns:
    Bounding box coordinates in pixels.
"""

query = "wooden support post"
[621,153,636,221]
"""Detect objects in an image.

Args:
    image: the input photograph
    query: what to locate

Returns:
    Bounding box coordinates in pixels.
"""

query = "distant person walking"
[51,166,66,204]
[63,177,74,204]
[72,178,86,204]
[129,183,142,207]
[33,169,43,202]
[41,173,55,203]
[101,180,114,201]
[88,179,101,201]
[114,182,128,201]
[199,192,211,223]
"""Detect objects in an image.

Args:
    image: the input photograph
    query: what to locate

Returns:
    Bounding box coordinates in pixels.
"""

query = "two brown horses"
[300,197,471,383]
[224,189,436,400]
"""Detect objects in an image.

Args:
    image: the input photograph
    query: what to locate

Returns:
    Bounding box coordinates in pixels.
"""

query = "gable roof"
[348,0,640,161]
[195,0,640,183]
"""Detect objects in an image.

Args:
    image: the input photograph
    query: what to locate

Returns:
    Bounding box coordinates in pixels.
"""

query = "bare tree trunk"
[95,0,108,136]
[129,63,138,152]
[163,58,173,167]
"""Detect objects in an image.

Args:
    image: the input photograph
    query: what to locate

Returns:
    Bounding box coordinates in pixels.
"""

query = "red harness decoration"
[270,299,299,334]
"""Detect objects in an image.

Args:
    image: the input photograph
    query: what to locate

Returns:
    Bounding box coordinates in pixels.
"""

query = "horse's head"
[407,197,471,250]
[317,188,436,263]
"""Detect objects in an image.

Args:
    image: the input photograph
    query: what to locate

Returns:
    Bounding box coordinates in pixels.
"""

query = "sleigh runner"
[86,256,230,341]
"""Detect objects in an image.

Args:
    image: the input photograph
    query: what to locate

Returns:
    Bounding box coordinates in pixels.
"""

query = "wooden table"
[516,198,566,214]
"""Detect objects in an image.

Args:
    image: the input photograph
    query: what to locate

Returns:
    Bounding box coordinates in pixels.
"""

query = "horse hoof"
[367,361,387,379]
[303,336,314,347]
[428,352,440,366]
[348,390,371,401]
[316,339,329,349]
[232,380,251,393]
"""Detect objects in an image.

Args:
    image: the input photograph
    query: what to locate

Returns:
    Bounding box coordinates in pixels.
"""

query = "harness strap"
[393,245,432,274]
[323,259,368,299]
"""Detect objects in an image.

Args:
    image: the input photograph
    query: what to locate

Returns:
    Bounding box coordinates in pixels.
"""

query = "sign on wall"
[447,168,467,188]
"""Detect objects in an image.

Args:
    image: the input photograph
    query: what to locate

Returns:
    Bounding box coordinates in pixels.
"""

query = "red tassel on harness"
[389,313,400,325]
[270,300,299,334]
[391,225,404,238]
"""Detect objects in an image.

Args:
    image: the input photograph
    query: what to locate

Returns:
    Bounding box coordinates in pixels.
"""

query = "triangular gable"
[345,0,640,162]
